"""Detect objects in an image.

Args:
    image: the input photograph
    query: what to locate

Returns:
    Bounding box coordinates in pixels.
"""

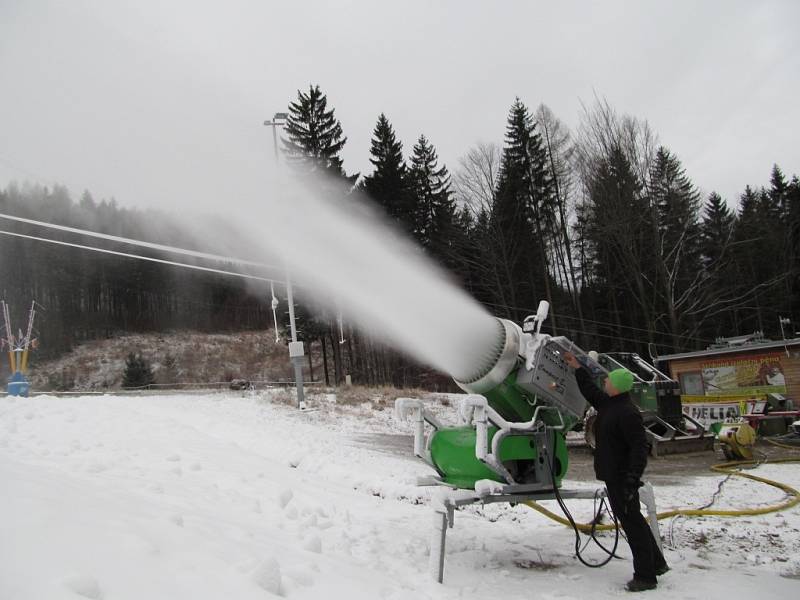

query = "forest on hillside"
[1,86,798,388]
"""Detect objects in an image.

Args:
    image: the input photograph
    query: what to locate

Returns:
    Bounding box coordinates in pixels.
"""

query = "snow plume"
[200,169,499,382]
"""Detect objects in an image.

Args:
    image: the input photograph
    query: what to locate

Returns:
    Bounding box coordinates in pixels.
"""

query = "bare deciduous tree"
[453,142,501,214]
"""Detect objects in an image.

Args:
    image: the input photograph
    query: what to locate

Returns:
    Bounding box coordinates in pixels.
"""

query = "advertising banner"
[682,402,742,429]
[701,353,786,395]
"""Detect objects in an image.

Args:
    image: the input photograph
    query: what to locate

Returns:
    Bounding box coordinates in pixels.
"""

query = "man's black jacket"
[575,368,649,483]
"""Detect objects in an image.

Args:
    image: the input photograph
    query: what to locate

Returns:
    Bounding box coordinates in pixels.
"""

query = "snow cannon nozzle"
[452,317,522,395]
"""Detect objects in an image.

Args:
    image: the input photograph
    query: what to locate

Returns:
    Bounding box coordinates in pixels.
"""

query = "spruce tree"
[491,98,554,321]
[583,145,655,349]
[696,192,738,338]
[732,186,768,332]
[788,176,800,318]
[360,114,413,230]
[736,186,759,229]
[765,166,794,323]
[727,172,799,337]
[408,134,456,256]
[282,84,356,183]
[646,147,703,348]
[648,147,701,256]
[768,164,789,217]
[122,353,155,388]
[700,192,735,268]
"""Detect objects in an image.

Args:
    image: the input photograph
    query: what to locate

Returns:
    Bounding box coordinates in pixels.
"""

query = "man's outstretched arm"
[564,352,608,409]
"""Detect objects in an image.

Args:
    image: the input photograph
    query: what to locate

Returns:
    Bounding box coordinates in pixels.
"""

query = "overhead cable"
[0,212,281,270]
[0,229,281,284]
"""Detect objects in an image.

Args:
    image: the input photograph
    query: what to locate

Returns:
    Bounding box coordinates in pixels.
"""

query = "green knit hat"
[608,368,634,393]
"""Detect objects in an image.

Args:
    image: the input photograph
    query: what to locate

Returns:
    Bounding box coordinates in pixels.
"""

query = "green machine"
[395,302,665,583]
[396,302,599,492]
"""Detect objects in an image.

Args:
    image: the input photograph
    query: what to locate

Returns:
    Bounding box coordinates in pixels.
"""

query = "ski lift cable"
[0,212,283,272]
[480,299,718,346]
[0,229,286,285]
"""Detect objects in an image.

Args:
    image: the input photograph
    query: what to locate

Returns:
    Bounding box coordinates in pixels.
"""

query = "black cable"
[697,474,733,511]
[588,489,622,557]
[542,434,621,567]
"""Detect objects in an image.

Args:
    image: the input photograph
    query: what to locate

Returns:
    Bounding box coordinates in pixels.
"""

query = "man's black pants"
[605,480,666,583]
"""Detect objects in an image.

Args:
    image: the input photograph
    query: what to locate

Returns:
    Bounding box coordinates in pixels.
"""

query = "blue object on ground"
[7,371,30,397]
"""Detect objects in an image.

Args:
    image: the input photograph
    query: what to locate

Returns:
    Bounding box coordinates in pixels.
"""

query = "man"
[563,351,668,592]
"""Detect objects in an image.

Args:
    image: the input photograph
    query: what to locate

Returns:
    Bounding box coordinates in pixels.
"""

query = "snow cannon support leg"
[638,481,663,553]
[429,503,453,583]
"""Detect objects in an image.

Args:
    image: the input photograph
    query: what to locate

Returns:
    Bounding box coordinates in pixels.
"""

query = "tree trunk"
[321,335,330,386]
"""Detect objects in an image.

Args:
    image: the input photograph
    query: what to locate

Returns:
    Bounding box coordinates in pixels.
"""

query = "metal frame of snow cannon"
[395,398,446,476]
[426,481,662,584]
[457,395,565,488]
[396,395,567,491]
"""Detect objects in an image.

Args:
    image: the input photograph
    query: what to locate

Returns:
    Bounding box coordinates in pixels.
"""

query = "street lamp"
[263,112,289,164]
[779,316,791,358]
[263,112,306,409]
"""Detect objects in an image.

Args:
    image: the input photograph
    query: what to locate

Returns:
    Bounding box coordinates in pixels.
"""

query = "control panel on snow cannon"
[396,301,606,493]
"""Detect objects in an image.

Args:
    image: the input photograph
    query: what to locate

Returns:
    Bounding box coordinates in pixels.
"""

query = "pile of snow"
[1,391,799,599]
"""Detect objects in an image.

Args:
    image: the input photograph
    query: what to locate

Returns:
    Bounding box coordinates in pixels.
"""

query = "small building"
[656,333,800,429]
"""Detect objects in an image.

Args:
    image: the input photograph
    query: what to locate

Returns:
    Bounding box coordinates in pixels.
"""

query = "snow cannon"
[718,422,757,460]
[396,301,601,492]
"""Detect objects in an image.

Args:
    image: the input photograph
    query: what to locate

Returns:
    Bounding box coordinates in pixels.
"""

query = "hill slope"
[21,330,321,392]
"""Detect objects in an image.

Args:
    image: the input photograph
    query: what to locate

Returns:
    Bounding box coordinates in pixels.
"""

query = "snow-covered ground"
[1,391,798,599]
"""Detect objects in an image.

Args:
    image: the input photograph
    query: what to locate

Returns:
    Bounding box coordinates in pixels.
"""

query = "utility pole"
[263,112,306,409]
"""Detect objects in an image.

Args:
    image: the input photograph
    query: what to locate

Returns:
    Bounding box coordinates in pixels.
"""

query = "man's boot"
[626,578,657,592]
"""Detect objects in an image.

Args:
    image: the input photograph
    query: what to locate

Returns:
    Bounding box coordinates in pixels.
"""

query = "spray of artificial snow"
[212,170,500,382]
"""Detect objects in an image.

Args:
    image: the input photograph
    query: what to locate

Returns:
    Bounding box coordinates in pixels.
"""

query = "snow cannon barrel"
[451,317,586,429]
[452,318,538,424]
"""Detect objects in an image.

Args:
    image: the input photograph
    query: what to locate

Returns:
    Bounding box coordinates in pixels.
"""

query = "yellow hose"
[766,438,800,451]
[524,456,800,531]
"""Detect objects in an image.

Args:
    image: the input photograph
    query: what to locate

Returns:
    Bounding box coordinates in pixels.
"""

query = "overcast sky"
[0,0,798,213]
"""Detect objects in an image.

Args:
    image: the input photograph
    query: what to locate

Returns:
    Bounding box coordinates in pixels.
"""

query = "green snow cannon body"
[396,302,599,492]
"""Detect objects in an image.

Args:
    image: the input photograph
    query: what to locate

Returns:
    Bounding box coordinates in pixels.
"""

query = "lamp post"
[779,316,791,358]
[263,112,305,409]
[263,112,289,164]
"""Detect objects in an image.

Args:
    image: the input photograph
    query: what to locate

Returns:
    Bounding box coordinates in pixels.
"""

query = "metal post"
[20,300,35,373]
[779,317,791,358]
[270,124,279,164]
[2,300,15,372]
[285,269,305,409]
[639,482,663,554]
[264,113,305,409]
[429,509,448,583]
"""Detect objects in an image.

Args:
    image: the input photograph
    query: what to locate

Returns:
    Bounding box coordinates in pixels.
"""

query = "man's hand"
[563,351,580,369]
[623,476,642,504]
